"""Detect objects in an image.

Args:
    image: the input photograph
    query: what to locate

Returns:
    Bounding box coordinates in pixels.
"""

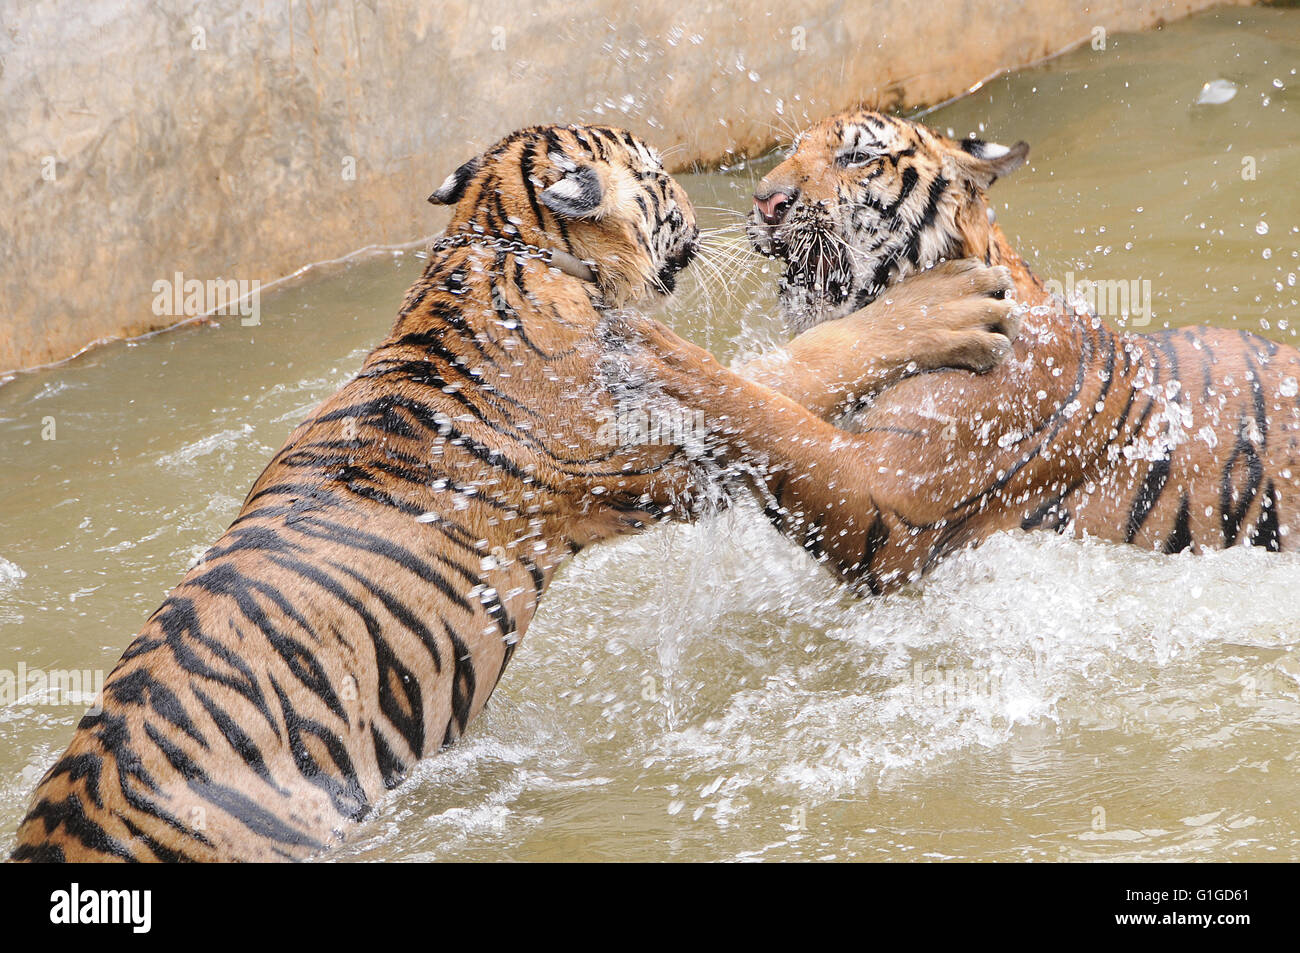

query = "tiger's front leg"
[623,266,1021,593]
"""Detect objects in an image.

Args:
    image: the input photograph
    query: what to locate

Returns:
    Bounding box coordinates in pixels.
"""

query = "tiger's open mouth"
[749,211,875,329]
[779,221,853,309]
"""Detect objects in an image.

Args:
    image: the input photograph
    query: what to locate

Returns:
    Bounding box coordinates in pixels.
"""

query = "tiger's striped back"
[12,124,702,861]
[746,109,1300,590]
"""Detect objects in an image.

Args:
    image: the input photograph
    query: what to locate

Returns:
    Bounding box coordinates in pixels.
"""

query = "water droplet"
[1256,220,1269,236]
[1195,79,1237,105]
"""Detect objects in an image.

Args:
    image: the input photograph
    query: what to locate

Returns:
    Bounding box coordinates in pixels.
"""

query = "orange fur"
[11,124,1017,861]
[741,110,1300,589]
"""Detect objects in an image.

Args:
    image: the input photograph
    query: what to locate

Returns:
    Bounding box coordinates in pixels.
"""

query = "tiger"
[11,122,1020,861]
[744,108,1300,593]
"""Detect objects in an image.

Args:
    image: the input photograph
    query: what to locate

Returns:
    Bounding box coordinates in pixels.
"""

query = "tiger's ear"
[955,138,1030,188]
[428,156,482,206]
[540,160,606,219]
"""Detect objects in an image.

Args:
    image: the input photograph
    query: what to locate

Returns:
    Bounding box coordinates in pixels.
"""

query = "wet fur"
[10,125,708,862]
[11,121,1024,862]
[748,109,1300,588]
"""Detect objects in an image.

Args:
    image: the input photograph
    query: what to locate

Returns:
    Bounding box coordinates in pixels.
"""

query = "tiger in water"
[746,108,1300,592]
[12,123,1018,861]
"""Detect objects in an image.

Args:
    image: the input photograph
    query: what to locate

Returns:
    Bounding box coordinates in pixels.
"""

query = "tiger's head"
[748,109,1029,332]
[429,124,699,308]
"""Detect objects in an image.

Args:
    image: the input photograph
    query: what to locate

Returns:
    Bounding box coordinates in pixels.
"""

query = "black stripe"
[189,563,348,723]
[1125,457,1172,544]
[15,794,135,861]
[129,597,279,734]
[106,668,209,750]
[121,816,197,863]
[1251,480,1281,551]
[1220,422,1264,547]
[371,724,408,789]
[268,675,369,822]
[191,683,283,791]
[41,753,105,808]
[1163,494,1193,554]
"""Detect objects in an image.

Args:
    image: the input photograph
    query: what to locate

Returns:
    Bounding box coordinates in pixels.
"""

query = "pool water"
[1,5,1298,861]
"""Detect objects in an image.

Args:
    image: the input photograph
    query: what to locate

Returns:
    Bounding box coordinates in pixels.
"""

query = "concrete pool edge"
[0,0,1255,376]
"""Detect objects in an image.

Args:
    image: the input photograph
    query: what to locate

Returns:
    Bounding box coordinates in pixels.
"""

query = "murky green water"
[2,6,1299,861]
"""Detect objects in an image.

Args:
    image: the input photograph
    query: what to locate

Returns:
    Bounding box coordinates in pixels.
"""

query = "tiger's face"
[429,124,699,308]
[748,110,1029,331]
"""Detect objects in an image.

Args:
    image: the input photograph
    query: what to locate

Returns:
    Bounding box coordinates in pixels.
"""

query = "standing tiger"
[746,109,1300,592]
[12,123,1018,861]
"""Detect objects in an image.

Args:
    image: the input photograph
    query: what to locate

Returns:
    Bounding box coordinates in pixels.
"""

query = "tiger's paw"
[836,259,1021,379]
[884,258,1021,355]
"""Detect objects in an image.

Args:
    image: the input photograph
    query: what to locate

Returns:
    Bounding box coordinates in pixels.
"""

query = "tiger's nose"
[754,188,798,226]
